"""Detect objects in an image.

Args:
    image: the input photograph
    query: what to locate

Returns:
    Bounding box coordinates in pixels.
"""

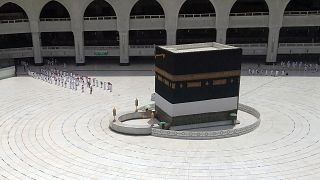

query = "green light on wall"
[94,51,108,56]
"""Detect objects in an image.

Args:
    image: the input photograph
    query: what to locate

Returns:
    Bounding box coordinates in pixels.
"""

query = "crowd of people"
[26,64,112,95]
[247,61,319,76]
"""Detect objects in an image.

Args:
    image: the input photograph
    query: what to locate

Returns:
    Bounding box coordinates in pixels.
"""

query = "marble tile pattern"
[0,73,320,179]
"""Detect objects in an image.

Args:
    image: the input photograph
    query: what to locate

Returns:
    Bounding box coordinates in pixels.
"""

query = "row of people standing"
[280,61,318,72]
[27,66,112,95]
[248,68,288,77]
[247,61,319,77]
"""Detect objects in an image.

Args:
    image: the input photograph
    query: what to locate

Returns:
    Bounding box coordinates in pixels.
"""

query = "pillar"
[266,27,281,63]
[161,0,179,45]
[31,32,43,65]
[30,20,43,65]
[213,0,236,44]
[216,27,227,44]
[119,31,129,65]
[73,31,85,65]
[166,29,176,45]
[265,0,290,64]
[115,0,131,66]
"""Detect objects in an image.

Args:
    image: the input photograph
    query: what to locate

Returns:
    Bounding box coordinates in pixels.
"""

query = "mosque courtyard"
[0,64,320,179]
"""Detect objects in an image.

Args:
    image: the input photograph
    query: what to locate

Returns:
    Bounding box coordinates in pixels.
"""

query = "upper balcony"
[0,19,30,34]
[39,18,72,32]
[178,13,216,29]
[278,43,320,54]
[130,15,165,30]
[83,16,117,31]
[229,43,267,55]
[41,46,75,57]
[229,12,269,28]
[84,46,120,57]
[129,45,155,56]
[0,47,33,59]
[283,11,320,27]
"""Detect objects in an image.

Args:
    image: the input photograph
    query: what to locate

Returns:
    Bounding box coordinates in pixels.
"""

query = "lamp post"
[113,107,116,122]
[135,98,138,112]
[150,111,155,128]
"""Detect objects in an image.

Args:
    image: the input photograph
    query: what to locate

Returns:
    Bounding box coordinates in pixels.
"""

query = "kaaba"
[154,42,242,128]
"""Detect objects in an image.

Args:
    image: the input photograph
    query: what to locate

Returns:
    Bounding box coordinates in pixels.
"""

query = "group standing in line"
[247,61,319,77]
[26,64,113,95]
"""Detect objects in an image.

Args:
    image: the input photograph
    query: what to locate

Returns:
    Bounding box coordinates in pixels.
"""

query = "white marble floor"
[1,71,320,179]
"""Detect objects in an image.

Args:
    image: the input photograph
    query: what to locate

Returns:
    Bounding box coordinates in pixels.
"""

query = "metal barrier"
[0,47,33,52]
[129,45,156,48]
[84,16,117,20]
[178,13,216,18]
[284,10,320,16]
[230,12,269,16]
[85,46,120,50]
[279,43,320,47]
[41,46,75,50]
[0,19,29,24]
[228,43,268,48]
[40,18,71,21]
[130,15,165,19]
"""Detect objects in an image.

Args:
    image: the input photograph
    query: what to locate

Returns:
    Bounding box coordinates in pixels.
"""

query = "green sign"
[94,51,108,56]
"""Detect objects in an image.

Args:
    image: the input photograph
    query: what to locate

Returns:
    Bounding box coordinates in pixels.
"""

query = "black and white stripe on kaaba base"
[155,93,238,117]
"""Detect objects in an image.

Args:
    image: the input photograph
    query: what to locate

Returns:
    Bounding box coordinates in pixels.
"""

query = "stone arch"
[39,0,71,19]
[130,0,165,16]
[84,0,116,17]
[0,2,28,20]
[230,0,269,14]
[179,0,216,14]
[285,0,320,11]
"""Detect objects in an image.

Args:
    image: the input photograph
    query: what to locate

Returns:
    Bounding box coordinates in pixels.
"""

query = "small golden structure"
[155,54,166,59]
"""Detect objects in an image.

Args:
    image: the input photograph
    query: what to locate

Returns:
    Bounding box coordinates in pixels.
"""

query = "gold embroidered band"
[155,67,240,82]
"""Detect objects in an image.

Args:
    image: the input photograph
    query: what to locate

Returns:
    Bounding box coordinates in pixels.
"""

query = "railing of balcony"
[41,46,75,50]
[130,15,165,19]
[0,19,29,24]
[229,12,269,16]
[85,46,120,50]
[279,43,320,47]
[0,47,33,52]
[178,13,216,18]
[40,18,71,21]
[129,45,156,48]
[228,43,268,47]
[84,16,117,20]
[284,10,320,16]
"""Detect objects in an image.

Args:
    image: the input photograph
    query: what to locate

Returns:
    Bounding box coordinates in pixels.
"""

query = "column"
[266,27,281,63]
[265,0,290,64]
[162,0,179,45]
[29,20,43,65]
[73,31,85,65]
[115,1,130,66]
[119,31,129,65]
[31,32,42,65]
[213,0,236,44]
[166,29,176,45]
[216,27,227,44]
